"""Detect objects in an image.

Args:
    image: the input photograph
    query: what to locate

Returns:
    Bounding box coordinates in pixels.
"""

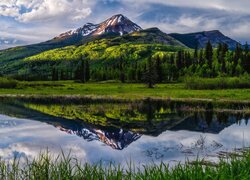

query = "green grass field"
[0,81,250,102]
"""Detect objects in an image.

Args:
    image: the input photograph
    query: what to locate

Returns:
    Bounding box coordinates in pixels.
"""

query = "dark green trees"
[155,55,163,83]
[23,41,250,82]
[75,56,90,83]
[205,40,213,69]
[217,43,228,74]
[52,68,59,81]
[143,57,158,88]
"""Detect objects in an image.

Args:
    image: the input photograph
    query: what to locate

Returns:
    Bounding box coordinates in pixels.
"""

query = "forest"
[1,38,249,87]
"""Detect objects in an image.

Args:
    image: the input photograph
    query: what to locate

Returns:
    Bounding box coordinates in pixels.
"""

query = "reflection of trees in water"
[86,100,249,135]
[2,99,250,140]
[205,111,213,126]
[217,113,229,124]
[245,118,249,126]
[172,110,250,134]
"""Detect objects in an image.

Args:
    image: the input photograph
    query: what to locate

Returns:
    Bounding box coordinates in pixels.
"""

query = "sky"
[0,0,250,49]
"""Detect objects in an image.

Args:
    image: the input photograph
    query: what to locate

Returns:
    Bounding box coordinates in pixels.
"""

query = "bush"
[0,77,18,88]
[185,76,250,90]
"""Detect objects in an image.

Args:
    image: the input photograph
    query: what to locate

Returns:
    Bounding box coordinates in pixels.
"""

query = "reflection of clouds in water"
[132,122,250,164]
[0,114,250,166]
[0,115,87,161]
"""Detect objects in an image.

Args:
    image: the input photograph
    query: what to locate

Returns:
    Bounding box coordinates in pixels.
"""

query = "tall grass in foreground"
[1,151,250,179]
[185,76,250,90]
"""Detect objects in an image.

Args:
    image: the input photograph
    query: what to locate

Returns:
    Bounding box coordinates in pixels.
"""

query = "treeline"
[51,57,90,83]
[13,41,250,83]
[90,41,250,83]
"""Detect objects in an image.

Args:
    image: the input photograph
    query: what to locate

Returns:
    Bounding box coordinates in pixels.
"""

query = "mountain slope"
[0,14,184,68]
[0,14,143,65]
[112,27,185,46]
[169,30,239,49]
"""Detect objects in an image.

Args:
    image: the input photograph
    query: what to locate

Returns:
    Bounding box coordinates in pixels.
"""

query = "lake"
[0,99,249,167]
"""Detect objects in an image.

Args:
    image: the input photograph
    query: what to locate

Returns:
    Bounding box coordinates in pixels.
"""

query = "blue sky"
[0,0,250,49]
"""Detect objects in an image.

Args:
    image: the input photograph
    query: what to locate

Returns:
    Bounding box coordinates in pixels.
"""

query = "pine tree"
[52,67,59,81]
[155,55,163,83]
[221,43,228,73]
[136,67,142,82]
[176,51,183,69]
[60,70,65,80]
[76,56,86,83]
[243,42,250,73]
[217,43,222,63]
[193,44,198,64]
[244,42,249,54]
[119,61,125,83]
[235,59,244,76]
[205,41,213,69]
[52,68,56,81]
[234,43,242,63]
[199,49,204,65]
[143,57,158,88]
[85,59,90,82]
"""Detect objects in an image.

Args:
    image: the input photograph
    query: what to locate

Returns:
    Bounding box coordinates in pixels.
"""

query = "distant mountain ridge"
[170,30,239,49]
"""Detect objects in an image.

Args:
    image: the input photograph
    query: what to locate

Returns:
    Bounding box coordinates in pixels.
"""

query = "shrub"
[185,76,250,90]
[0,77,18,88]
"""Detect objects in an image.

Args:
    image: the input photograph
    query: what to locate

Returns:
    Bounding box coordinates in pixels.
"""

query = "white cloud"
[177,15,203,28]
[0,0,93,23]
[0,0,96,48]
[0,5,19,17]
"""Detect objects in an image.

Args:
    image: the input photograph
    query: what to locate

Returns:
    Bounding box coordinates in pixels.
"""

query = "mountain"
[52,14,185,47]
[54,14,142,42]
[0,14,184,68]
[112,27,185,46]
[169,30,239,49]
[0,14,242,80]
[0,14,142,65]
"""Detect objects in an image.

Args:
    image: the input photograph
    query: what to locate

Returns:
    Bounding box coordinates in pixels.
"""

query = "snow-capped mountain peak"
[93,14,142,36]
[56,14,142,39]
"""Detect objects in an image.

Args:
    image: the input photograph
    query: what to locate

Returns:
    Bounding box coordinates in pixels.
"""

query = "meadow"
[0,79,250,102]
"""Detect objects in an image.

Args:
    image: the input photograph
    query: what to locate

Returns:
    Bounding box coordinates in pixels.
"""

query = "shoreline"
[1,94,250,113]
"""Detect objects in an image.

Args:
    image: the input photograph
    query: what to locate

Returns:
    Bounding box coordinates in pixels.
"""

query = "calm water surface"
[0,100,249,166]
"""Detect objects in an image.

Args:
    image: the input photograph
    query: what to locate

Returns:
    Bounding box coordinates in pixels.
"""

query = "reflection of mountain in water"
[55,124,141,150]
[0,101,249,150]
[0,102,141,150]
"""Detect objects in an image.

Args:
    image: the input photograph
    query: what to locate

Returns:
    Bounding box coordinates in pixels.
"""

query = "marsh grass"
[1,151,250,179]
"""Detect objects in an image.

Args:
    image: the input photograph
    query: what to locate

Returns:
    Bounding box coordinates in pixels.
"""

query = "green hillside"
[0,27,249,83]
[0,29,187,81]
